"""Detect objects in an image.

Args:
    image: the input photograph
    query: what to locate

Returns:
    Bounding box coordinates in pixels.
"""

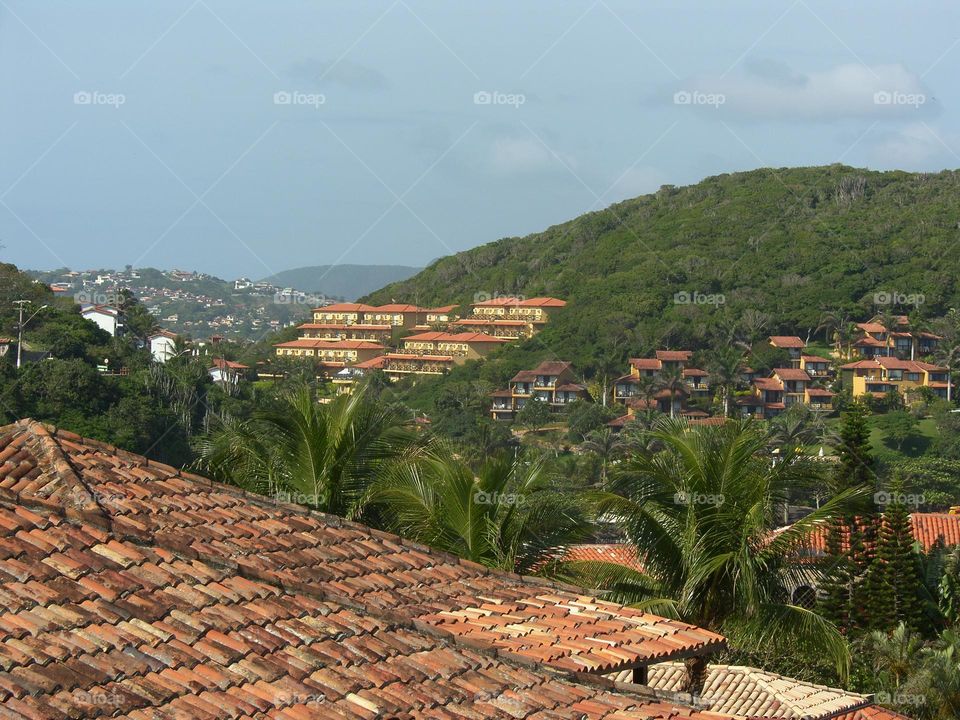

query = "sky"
[0,1,957,279]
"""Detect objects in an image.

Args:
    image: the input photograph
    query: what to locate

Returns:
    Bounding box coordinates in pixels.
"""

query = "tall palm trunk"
[683,655,707,696]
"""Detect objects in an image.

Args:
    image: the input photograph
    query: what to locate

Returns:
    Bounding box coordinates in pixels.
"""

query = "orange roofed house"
[0,418,746,719]
[840,356,950,401]
[738,368,835,419]
[612,351,710,413]
[382,330,510,381]
[853,316,941,361]
[272,338,386,367]
[769,336,806,368]
[467,296,566,338]
[491,360,591,420]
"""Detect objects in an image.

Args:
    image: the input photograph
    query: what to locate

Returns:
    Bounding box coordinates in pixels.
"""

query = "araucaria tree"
[820,400,878,632]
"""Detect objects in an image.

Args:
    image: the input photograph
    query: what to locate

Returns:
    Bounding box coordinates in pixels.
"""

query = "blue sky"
[0,1,956,279]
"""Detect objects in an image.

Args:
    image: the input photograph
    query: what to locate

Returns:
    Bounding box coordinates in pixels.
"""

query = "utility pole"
[13,300,48,369]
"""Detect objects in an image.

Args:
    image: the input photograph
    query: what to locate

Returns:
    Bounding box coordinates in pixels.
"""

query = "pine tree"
[820,400,878,633]
[866,479,924,632]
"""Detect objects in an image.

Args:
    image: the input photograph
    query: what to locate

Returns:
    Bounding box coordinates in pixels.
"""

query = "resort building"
[490,361,590,420]
[469,296,566,328]
[769,336,806,368]
[799,354,832,379]
[395,330,509,360]
[311,302,432,327]
[853,317,941,360]
[273,338,386,366]
[612,351,709,405]
[840,356,950,400]
[295,322,394,343]
[738,368,835,419]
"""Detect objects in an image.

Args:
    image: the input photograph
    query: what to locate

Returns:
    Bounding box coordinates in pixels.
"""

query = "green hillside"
[261,264,422,300]
[363,165,960,377]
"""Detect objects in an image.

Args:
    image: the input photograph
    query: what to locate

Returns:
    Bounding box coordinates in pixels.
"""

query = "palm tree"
[902,629,960,719]
[817,309,850,358]
[581,427,624,483]
[655,366,685,419]
[194,385,421,519]
[368,447,591,573]
[578,418,867,694]
[856,623,924,691]
[708,347,744,417]
[933,308,960,403]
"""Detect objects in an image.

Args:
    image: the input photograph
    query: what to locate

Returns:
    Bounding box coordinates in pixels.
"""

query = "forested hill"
[363,165,960,372]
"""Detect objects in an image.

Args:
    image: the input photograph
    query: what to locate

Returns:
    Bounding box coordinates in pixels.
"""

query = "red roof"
[773,368,811,381]
[424,304,457,313]
[472,296,566,308]
[385,352,454,361]
[312,302,376,312]
[561,544,645,573]
[210,358,248,370]
[297,323,392,331]
[353,355,388,370]
[801,355,830,362]
[372,303,421,312]
[683,367,709,377]
[804,513,960,554]
[629,358,662,370]
[403,331,509,344]
[834,705,913,720]
[0,419,729,718]
[274,339,386,350]
[769,336,805,348]
[655,350,693,361]
[754,377,784,391]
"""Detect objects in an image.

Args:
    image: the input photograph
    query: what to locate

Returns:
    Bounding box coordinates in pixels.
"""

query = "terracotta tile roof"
[472,296,566,308]
[556,383,588,393]
[511,370,539,383]
[273,339,386,350]
[0,420,729,718]
[561,544,645,573]
[753,378,784,391]
[630,359,663,371]
[800,355,829,363]
[614,663,869,719]
[403,331,509,344]
[297,323,393,331]
[352,355,388,370]
[683,368,709,377]
[655,350,693,362]
[210,358,249,370]
[772,369,811,382]
[769,336,805,349]
[312,302,377,312]
[834,706,912,720]
[373,303,421,312]
[532,361,573,376]
[800,513,960,555]
[424,304,458,314]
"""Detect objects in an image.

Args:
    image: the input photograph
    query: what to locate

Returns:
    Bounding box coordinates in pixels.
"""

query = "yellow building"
[853,318,941,360]
[491,361,590,420]
[397,331,509,362]
[469,297,566,327]
[296,323,393,343]
[272,339,385,366]
[840,357,950,400]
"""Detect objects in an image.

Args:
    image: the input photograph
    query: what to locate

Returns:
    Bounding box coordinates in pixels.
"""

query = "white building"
[80,305,121,336]
[148,330,179,363]
[209,358,249,385]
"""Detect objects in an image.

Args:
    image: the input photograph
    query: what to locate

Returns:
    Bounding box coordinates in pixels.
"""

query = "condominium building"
[612,351,709,405]
[490,361,590,420]
[738,368,835,419]
[272,339,386,366]
[769,336,806,368]
[853,317,941,360]
[840,357,950,400]
[469,296,566,327]
[295,323,394,343]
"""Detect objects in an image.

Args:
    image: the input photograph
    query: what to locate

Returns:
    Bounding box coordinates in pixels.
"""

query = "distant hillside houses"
[273,297,567,393]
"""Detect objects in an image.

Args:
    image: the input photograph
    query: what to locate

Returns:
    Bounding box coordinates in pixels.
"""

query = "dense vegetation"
[365,165,960,380]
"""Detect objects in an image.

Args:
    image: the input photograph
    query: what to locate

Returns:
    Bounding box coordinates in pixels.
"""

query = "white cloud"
[669,61,939,120]
[869,123,960,168]
[487,137,576,175]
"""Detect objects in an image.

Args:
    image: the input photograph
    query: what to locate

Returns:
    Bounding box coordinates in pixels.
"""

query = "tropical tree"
[655,366,685,419]
[933,308,960,403]
[581,427,624,483]
[855,623,924,691]
[577,418,866,693]
[194,385,421,519]
[817,309,851,356]
[708,346,744,417]
[368,447,591,572]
